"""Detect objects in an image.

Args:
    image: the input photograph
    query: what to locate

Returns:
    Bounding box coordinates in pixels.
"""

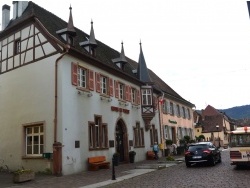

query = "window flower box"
[13,169,35,183]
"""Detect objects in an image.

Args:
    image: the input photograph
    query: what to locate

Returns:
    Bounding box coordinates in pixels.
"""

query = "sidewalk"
[0,155,184,188]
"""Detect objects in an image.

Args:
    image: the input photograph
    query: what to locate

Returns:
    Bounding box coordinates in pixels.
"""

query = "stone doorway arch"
[115,119,129,163]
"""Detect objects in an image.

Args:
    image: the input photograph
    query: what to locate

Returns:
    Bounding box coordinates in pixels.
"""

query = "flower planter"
[13,172,35,183]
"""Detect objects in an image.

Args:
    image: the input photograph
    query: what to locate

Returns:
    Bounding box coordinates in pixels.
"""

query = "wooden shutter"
[88,69,94,91]
[115,80,119,98]
[136,89,141,104]
[128,86,131,102]
[109,78,113,96]
[95,72,100,93]
[71,62,77,86]
[125,85,129,101]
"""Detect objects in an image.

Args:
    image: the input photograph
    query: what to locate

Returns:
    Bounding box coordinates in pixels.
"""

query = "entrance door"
[171,127,176,143]
[116,122,125,162]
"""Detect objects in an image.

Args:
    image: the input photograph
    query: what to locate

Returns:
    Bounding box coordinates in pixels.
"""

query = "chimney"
[2,4,10,30]
[13,1,28,19]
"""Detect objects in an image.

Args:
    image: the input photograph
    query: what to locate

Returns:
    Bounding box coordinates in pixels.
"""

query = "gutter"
[54,44,70,143]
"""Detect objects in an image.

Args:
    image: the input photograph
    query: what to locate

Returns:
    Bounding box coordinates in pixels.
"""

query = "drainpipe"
[158,95,164,155]
[54,44,70,143]
[53,44,70,176]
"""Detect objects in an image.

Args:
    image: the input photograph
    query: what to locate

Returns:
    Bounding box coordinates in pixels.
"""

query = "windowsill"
[118,100,128,106]
[100,95,112,102]
[22,156,43,159]
[76,88,92,97]
[132,104,140,109]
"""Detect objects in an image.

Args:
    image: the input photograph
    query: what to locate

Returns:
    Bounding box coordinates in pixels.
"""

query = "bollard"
[112,157,116,180]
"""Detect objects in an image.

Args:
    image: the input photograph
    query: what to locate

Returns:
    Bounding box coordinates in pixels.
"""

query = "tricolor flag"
[159,92,164,104]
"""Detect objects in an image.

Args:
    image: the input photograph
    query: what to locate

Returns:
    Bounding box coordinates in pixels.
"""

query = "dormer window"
[68,36,74,46]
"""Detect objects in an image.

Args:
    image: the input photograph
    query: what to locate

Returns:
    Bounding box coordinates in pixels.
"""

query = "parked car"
[184,142,221,167]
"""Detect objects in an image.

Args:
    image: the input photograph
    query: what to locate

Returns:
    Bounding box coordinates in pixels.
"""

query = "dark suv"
[185,142,221,167]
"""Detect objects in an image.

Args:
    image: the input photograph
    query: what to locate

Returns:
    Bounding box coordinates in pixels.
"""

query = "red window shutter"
[71,62,77,86]
[95,72,100,93]
[128,86,131,101]
[88,70,94,91]
[109,78,113,96]
[125,85,129,101]
[137,90,141,104]
[115,81,119,98]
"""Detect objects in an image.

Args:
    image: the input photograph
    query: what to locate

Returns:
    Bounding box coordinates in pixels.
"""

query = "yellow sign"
[159,143,164,149]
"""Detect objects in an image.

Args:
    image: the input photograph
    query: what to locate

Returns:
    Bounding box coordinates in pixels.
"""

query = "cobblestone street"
[101,150,250,188]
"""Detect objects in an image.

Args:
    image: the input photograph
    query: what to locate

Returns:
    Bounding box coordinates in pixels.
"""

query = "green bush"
[166,156,175,161]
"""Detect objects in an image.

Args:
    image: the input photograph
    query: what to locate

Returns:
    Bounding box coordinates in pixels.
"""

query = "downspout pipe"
[54,44,70,143]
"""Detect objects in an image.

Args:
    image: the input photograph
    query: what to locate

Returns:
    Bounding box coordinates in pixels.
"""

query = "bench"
[146,151,155,160]
[88,156,110,171]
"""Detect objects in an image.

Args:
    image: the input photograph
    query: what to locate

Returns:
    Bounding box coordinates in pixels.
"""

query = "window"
[170,102,174,115]
[141,88,152,105]
[150,125,158,145]
[131,88,136,103]
[25,124,44,156]
[14,39,21,55]
[164,125,169,139]
[78,67,87,88]
[176,105,180,117]
[100,75,108,95]
[89,116,108,150]
[187,108,191,119]
[119,83,125,100]
[182,106,186,118]
[71,62,94,90]
[133,122,144,147]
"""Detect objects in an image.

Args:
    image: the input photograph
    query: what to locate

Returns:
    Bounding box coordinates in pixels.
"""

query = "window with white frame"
[25,124,44,156]
[141,88,152,105]
[100,75,108,95]
[78,67,87,88]
[131,87,136,103]
[119,83,125,100]
[164,125,169,139]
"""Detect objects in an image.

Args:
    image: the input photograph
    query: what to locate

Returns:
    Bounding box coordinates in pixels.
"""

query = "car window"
[188,145,208,151]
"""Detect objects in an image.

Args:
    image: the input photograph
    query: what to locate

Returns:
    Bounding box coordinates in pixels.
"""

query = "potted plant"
[13,168,35,183]
[113,152,120,166]
[129,151,136,163]
[165,139,173,156]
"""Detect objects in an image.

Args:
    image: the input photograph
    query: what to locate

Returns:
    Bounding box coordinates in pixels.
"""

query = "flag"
[159,92,164,104]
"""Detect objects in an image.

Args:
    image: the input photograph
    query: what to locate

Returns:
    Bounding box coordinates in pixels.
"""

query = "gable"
[0,23,58,74]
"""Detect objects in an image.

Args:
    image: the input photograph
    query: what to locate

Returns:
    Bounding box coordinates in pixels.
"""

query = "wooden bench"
[88,156,110,171]
[146,151,155,160]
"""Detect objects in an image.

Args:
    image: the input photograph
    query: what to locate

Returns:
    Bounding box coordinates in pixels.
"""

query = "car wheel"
[218,155,222,163]
[209,157,216,166]
[186,162,191,167]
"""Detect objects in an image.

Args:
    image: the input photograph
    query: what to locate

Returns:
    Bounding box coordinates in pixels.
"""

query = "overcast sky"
[1,0,250,110]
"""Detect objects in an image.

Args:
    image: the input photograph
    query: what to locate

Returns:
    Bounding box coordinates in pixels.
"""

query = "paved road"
[101,149,250,188]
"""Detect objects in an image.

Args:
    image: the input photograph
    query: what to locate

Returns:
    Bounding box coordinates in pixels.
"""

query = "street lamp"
[216,125,220,148]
